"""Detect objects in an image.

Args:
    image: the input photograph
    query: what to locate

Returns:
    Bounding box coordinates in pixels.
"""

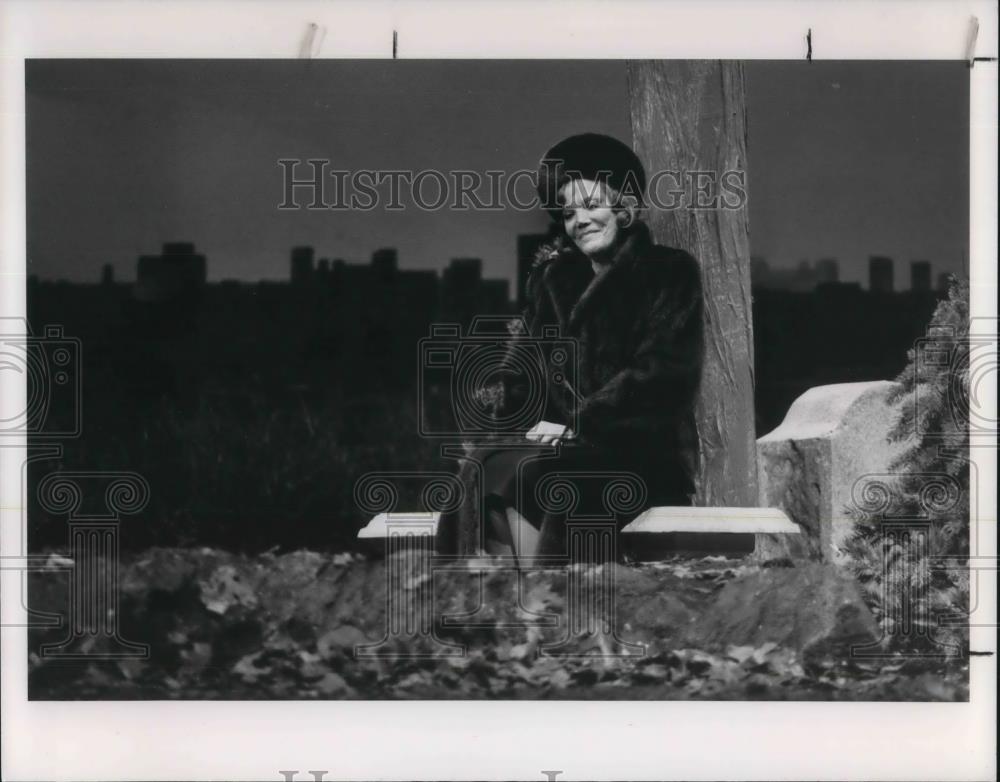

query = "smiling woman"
[560,178,639,272]
[435,133,705,560]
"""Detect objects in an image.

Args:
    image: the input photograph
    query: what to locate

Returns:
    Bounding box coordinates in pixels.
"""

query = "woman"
[435,133,704,560]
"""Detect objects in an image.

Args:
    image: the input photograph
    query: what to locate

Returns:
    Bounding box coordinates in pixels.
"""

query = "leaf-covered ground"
[27,548,968,700]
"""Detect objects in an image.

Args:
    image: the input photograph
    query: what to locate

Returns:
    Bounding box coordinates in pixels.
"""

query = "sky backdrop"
[26,59,969,289]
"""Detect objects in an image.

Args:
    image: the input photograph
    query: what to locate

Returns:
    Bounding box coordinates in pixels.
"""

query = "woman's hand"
[526,421,576,446]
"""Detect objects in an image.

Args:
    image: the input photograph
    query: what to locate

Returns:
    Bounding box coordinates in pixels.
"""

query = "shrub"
[29,383,442,554]
[843,276,971,656]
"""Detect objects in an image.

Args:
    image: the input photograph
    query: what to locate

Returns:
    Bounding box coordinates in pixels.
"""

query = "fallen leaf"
[116,658,146,681]
[633,664,669,681]
[233,652,270,681]
[200,565,258,615]
[315,672,353,696]
[726,645,756,664]
[317,625,369,658]
[405,572,431,590]
[180,642,212,672]
[750,642,779,666]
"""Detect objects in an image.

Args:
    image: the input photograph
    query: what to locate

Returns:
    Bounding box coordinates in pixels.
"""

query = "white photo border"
[1,1,996,780]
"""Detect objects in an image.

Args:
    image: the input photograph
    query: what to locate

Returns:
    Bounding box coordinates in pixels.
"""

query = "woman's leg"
[483,496,540,559]
[505,506,540,557]
[483,494,514,556]
[530,444,642,560]
[473,445,614,560]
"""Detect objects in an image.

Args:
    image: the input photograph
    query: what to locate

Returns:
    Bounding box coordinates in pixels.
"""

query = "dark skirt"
[464,441,693,556]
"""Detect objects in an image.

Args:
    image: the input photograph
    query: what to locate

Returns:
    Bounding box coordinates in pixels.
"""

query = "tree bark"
[626,60,758,507]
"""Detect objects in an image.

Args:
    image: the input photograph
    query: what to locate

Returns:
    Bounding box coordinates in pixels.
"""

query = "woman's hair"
[536,132,647,217]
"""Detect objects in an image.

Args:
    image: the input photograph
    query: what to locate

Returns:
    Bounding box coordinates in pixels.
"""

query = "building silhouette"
[911,260,932,292]
[26,236,954,443]
[751,256,842,293]
[316,258,331,284]
[816,258,839,284]
[442,257,484,326]
[290,246,315,286]
[480,279,511,315]
[371,248,397,280]
[869,256,894,293]
[135,242,207,302]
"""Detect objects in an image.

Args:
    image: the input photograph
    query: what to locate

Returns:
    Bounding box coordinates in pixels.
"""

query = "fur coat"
[435,221,704,556]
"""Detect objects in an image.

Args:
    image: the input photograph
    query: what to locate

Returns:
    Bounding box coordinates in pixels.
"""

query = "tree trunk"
[626,60,758,507]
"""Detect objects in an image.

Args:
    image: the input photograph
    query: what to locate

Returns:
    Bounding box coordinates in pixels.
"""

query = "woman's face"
[559,178,622,260]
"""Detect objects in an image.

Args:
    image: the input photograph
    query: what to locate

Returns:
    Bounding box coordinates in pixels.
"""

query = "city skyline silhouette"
[26,60,969,288]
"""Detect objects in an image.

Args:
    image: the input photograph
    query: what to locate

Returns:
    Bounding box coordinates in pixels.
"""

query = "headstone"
[755,381,911,563]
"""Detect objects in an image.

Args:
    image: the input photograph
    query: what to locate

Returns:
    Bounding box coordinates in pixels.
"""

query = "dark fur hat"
[536,133,647,217]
